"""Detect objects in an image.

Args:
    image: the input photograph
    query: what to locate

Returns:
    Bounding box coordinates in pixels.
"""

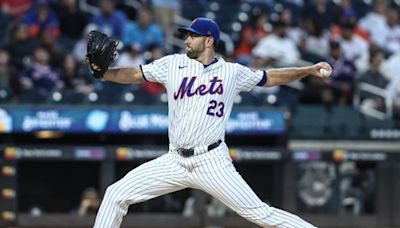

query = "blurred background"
[0,0,400,227]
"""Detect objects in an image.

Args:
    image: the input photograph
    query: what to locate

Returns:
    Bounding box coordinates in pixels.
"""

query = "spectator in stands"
[116,43,145,67]
[359,50,388,88]
[358,50,388,112]
[59,54,93,95]
[359,0,388,48]
[139,44,166,104]
[330,3,369,42]
[140,80,165,102]
[251,19,300,67]
[326,40,357,105]
[122,8,164,51]
[5,21,37,69]
[19,46,62,94]
[89,0,126,40]
[303,0,338,30]
[146,44,165,63]
[380,50,400,82]
[381,9,400,55]
[23,0,60,39]
[299,76,334,106]
[336,0,356,22]
[280,8,303,46]
[381,50,400,119]
[234,9,268,65]
[57,0,88,50]
[151,0,181,51]
[72,23,98,63]
[300,40,356,106]
[337,21,369,73]
[77,187,101,216]
[0,49,20,100]
[298,18,330,62]
[38,28,66,68]
[0,0,32,19]
[0,8,12,45]
[386,76,400,123]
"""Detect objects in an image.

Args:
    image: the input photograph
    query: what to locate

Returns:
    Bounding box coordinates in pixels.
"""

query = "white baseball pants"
[93,143,316,228]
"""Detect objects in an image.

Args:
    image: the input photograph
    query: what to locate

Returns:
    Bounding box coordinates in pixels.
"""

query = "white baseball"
[319,68,331,78]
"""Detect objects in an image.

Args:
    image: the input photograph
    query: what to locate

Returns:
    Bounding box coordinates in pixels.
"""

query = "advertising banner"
[0,107,285,135]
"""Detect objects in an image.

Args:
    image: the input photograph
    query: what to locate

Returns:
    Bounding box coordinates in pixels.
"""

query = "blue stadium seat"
[86,81,130,105]
[236,92,266,106]
[49,89,86,104]
[17,89,48,104]
[0,87,13,104]
[328,106,364,139]
[290,105,330,139]
[362,116,395,129]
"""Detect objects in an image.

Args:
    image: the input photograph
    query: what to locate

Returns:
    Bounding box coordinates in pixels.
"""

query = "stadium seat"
[235,92,265,106]
[17,89,48,104]
[362,116,395,129]
[49,89,86,105]
[0,87,13,104]
[290,105,330,139]
[85,81,130,105]
[328,106,364,139]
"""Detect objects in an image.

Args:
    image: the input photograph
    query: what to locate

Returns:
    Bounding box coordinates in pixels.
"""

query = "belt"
[176,140,222,157]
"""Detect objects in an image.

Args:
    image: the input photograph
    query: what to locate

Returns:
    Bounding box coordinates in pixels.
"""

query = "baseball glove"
[86,31,118,79]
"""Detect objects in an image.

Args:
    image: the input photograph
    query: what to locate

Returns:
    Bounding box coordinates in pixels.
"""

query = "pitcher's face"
[184,33,207,59]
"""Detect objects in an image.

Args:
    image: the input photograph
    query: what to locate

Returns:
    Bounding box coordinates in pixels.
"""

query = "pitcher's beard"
[186,49,200,59]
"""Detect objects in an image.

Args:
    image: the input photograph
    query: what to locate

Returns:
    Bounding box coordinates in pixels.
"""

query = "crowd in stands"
[0,0,399,120]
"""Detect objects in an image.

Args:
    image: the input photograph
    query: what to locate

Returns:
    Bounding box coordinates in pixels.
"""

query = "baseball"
[319,68,331,78]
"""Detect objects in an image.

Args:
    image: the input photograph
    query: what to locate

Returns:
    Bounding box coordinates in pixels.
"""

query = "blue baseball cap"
[178,17,220,44]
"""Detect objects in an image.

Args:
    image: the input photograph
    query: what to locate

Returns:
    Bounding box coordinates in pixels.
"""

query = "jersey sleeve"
[140,55,172,85]
[235,64,267,92]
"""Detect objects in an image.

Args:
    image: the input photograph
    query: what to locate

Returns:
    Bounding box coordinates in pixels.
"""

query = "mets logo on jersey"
[174,76,223,99]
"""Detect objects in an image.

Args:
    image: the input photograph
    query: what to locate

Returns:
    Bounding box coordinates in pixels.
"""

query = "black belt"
[177,140,222,157]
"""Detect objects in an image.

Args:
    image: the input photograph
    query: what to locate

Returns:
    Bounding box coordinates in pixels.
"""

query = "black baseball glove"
[86,31,118,79]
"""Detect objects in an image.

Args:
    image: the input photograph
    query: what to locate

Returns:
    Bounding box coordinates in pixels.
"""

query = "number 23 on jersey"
[207,100,224,117]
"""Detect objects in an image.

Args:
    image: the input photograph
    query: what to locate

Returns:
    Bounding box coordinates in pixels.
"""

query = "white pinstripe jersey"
[141,54,267,149]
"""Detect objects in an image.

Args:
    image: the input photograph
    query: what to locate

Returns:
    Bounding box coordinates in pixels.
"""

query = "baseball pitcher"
[86,17,332,228]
